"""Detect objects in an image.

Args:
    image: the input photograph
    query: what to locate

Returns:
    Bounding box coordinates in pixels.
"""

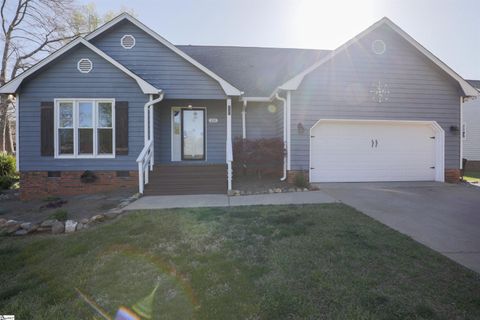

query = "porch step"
[144,164,227,195]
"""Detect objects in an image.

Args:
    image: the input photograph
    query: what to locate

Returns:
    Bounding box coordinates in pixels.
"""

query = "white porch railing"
[136,139,154,194]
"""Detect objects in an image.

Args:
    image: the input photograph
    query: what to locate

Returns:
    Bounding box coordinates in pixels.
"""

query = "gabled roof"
[0,38,159,94]
[85,13,242,96]
[276,17,479,98]
[177,45,330,97]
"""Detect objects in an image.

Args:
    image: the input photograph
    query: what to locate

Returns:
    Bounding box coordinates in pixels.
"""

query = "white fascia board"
[240,96,272,102]
[85,13,242,96]
[0,37,159,95]
[275,17,479,98]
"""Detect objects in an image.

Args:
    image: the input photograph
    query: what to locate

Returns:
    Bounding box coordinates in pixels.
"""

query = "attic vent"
[121,35,136,49]
[372,39,386,55]
[77,58,93,73]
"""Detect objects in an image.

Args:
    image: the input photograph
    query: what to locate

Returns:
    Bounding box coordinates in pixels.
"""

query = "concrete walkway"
[124,191,337,210]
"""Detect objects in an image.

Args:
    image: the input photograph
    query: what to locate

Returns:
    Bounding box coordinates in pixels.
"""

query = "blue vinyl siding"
[231,101,280,140]
[19,44,147,171]
[290,24,462,171]
[154,100,226,164]
[90,20,226,100]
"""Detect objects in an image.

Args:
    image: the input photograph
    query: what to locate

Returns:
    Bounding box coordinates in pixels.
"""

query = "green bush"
[293,172,310,189]
[48,209,68,221]
[0,153,16,177]
[0,176,15,189]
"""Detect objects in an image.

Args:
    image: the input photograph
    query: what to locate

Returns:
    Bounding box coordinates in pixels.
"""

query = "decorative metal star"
[370,81,390,103]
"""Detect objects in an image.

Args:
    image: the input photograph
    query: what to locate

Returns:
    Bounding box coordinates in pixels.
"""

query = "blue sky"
[80,0,480,79]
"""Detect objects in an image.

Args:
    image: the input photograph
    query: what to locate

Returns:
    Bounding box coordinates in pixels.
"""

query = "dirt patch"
[233,175,291,194]
[0,188,136,223]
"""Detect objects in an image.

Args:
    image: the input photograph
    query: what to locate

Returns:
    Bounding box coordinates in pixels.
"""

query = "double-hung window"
[55,99,115,158]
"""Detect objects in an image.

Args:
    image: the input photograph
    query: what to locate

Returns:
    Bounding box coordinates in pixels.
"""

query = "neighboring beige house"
[464,80,480,169]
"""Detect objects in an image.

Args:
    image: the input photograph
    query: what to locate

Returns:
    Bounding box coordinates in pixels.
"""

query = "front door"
[171,107,206,161]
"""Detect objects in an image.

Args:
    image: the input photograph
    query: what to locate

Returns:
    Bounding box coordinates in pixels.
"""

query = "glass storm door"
[180,109,205,160]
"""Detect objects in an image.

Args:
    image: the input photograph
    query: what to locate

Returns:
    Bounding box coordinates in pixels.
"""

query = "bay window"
[55,99,115,158]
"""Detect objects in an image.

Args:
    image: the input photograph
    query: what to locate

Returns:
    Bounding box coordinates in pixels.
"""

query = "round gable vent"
[121,35,136,49]
[372,39,386,55]
[77,58,93,73]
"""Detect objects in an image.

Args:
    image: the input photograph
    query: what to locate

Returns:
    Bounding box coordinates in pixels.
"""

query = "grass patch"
[47,209,68,221]
[0,204,479,319]
[464,171,480,183]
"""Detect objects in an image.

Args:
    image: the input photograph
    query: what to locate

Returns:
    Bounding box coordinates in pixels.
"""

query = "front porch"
[136,98,233,195]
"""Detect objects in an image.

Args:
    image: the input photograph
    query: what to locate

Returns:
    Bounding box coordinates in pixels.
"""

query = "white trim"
[0,38,159,94]
[121,34,136,49]
[460,97,464,169]
[241,100,247,139]
[85,13,242,96]
[308,119,445,183]
[240,96,271,102]
[275,17,478,98]
[54,98,116,159]
[286,91,291,171]
[226,98,233,190]
[15,94,19,171]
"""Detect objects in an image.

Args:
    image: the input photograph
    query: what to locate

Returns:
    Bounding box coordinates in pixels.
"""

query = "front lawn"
[1,204,479,319]
[464,170,480,183]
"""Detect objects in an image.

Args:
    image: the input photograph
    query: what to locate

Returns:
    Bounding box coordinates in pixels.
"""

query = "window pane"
[79,128,93,154]
[79,102,93,127]
[98,103,112,127]
[98,128,113,154]
[59,102,73,128]
[59,128,73,155]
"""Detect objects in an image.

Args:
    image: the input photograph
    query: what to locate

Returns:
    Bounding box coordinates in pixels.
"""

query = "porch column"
[242,100,247,140]
[226,97,233,191]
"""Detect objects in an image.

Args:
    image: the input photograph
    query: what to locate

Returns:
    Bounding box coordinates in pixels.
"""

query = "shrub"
[48,209,68,221]
[0,153,16,178]
[233,137,284,178]
[293,172,309,189]
[0,176,15,190]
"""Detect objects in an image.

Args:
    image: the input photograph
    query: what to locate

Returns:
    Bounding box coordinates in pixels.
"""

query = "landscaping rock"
[20,222,32,230]
[105,209,122,219]
[65,220,78,233]
[80,218,89,224]
[51,221,65,234]
[118,200,131,208]
[90,214,105,223]
[303,188,309,192]
[76,223,84,231]
[5,224,20,235]
[41,219,57,227]
[36,227,51,233]
[274,188,282,193]
[14,229,28,236]
[0,218,7,227]
[268,189,274,194]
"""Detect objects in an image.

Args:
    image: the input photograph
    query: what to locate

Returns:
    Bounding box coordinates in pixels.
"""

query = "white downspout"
[275,93,287,181]
[286,90,291,171]
[242,100,247,140]
[460,96,464,170]
[226,98,233,191]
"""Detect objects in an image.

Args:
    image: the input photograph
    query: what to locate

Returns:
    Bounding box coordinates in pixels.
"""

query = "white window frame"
[54,98,116,159]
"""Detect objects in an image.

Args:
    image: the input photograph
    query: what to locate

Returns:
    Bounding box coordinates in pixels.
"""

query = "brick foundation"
[444,169,460,183]
[20,171,138,200]
[465,160,480,171]
[287,170,309,184]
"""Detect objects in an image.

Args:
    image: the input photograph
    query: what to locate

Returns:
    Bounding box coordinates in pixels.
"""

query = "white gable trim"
[85,13,242,96]
[0,38,159,94]
[275,17,478,97]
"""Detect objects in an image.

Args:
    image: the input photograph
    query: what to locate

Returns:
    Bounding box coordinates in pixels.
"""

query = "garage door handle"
[371,139,374,148]
[375,139,378,148]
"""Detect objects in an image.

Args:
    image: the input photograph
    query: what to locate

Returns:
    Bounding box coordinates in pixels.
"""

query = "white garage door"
[310,120,438,182]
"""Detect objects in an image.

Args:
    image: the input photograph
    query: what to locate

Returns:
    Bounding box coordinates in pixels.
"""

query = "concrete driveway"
[318,182,480,273]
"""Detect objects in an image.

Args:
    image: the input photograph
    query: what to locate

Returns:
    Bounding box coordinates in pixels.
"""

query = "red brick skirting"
[445,169,460,183]
[20,171,138,200]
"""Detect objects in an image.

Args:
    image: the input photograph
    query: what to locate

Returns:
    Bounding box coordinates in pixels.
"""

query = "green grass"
[464,171,480,183]
[0,204,479,319]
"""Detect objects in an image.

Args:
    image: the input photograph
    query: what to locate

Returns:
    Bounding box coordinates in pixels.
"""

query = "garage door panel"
[310,121,437,182]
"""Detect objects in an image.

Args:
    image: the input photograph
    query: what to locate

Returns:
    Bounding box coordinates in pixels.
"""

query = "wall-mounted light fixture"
[450,125,459,133]
[297,122,305,135]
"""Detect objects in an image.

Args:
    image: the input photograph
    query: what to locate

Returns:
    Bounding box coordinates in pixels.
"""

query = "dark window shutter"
[115,101,129,155]
[41,102,54,156]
